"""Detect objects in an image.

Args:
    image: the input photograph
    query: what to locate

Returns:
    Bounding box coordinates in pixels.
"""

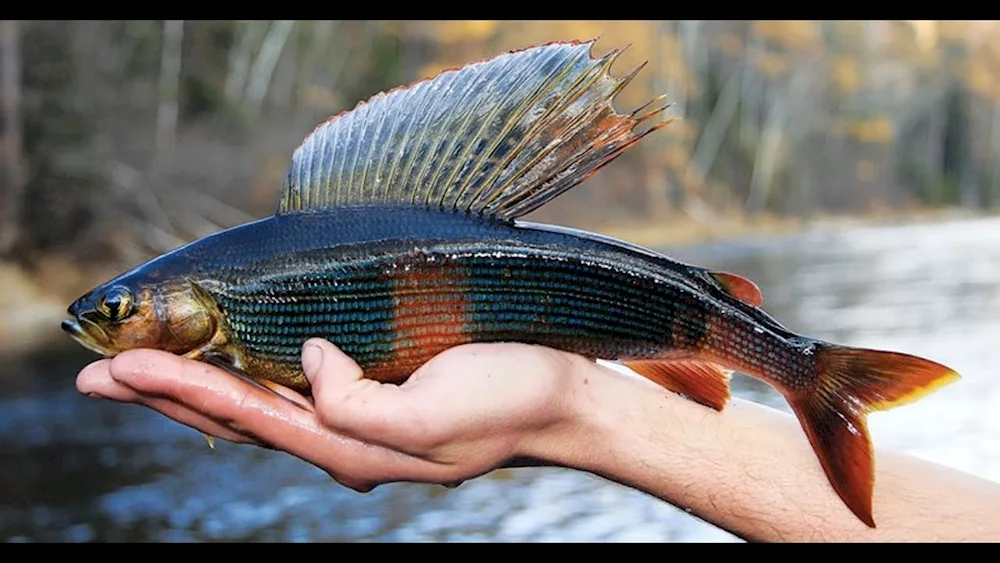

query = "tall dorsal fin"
[277,40,672,220]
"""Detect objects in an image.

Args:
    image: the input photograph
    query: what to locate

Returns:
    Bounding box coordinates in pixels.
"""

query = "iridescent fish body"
[62,41,959,529]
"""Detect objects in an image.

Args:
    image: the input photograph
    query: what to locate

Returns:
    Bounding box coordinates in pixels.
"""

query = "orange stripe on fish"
[368,258,474,383]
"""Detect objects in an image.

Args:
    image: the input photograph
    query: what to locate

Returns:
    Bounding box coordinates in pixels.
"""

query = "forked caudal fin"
[787,344,959,528]
[277,40,672,221]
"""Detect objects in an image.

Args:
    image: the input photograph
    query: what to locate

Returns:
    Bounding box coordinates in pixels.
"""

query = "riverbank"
[1,206,988,360]
[598,205,985,248]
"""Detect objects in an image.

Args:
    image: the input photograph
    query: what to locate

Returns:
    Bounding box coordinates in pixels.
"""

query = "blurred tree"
[3,20,1000,272]
[0,20,25,255]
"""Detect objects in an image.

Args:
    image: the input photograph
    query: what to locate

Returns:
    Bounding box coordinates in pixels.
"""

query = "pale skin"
[75,339,1000,542]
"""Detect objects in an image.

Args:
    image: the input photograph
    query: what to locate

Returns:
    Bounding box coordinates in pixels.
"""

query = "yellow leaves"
[407,21,501,76]
[903,21,938,53]
[755,52,788,77]
[963,43,1000,104]
[935,20,1000,48]
[410,21,500,80]
[751,21,820,51]
[719,33,743,58]
[416,61,451,82]
[832,56,861,94]
[460,20,499,41]
[493,20,661,108]
[414,21,666,110]
[861,22,940,68]
[937,21,973,44]
[415,21,731,111]
[494,20,606,54]
[965,59,997,99]
[422,20,499,45]
[848,117,895,144]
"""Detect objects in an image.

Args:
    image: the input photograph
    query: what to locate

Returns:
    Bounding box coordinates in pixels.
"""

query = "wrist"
[517,354,669,475]
[513,355,743,518]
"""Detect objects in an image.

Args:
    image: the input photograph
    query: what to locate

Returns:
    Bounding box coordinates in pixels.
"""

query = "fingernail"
[85,392,105,399]
[302,341,324,382]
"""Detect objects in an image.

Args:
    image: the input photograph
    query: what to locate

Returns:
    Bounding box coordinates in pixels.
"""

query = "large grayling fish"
[62,40,959,528]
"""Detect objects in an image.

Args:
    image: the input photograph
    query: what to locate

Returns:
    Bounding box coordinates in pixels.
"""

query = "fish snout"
[60,314,114,356]
[61,318,79,335]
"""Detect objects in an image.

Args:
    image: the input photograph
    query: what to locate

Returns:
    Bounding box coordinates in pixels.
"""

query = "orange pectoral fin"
[200,352,313,412]
[622,359,733,411]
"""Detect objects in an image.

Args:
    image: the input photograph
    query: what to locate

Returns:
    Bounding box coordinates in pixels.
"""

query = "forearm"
[530,358,1000,542]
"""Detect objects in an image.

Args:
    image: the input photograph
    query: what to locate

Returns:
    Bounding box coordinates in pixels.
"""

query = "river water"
[2,216,999,542]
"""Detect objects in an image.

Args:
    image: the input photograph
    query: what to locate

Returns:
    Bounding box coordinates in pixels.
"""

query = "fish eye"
[97,286,134,322]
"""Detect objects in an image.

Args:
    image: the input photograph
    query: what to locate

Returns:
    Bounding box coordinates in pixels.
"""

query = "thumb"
[303,338,363,388]
[302,339,428,450]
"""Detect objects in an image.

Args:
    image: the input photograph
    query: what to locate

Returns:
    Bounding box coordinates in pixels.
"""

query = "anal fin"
[622,359,732,411]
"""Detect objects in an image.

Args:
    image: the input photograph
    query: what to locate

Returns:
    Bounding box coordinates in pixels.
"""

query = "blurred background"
[1,20,999,542]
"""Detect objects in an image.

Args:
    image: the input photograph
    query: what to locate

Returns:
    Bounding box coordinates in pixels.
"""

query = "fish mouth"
[61,317,114,357]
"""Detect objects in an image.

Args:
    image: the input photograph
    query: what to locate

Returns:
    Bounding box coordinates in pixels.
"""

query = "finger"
[77,359,260,445]
[108,350,296,440]
[108,349,453,486]
[77,359,120,397]
[302,339,437,454]
[140,395,264,446]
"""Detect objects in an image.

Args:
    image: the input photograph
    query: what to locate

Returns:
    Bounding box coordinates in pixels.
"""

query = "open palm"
[76,339,583,491]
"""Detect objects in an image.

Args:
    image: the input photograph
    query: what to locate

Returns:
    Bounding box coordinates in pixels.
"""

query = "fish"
[62,40,959,529]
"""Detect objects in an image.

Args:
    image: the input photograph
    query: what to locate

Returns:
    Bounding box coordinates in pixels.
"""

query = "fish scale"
[63,40,960,529]
[212,238,686,373]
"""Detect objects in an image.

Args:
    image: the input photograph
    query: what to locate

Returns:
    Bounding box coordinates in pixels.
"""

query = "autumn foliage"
[2,21,999,268]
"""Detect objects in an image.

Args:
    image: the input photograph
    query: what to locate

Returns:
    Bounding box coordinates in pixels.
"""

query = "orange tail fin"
[786,344,960,528]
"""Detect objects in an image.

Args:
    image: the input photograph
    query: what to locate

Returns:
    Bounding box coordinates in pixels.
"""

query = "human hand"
[75,339,588,491]
[73,338,1000,543]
